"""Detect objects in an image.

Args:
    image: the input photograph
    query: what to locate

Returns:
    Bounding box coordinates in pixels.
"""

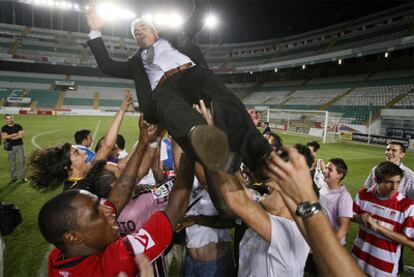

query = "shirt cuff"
[88,30,102,40]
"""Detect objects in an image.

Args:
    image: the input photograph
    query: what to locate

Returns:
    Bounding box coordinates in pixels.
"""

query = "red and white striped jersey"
[352,187,414,276]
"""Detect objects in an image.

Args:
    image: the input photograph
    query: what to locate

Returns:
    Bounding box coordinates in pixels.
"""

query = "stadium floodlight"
[97,2,136,22]
[338,59,342,65]
[384,52,389,58]
[74,3,79,10]
[274,68,278,73]
[170,13,184,29]
[47,0,54,7]
[61,1,71,9]
[204,13,218,30]
[155,12,169,27]
[302,64,306,70]
[142,13,153,23]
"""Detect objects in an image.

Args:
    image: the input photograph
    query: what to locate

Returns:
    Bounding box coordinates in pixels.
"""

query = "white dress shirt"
[88,31,194,90]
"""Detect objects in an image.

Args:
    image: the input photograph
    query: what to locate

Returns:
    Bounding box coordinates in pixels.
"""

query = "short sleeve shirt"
[1,124,23,146]
[320,185,353,244]
[48,211,173,277]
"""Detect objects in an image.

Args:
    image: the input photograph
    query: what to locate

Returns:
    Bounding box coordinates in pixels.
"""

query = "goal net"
[260,108,343,143]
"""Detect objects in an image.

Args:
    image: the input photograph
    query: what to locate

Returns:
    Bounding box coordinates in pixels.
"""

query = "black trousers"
[149,65,271,171]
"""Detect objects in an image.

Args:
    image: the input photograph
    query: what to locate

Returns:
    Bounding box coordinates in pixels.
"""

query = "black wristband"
[295,202,322,218]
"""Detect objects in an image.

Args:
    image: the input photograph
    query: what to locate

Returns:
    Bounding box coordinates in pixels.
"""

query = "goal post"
[260,108,343,143]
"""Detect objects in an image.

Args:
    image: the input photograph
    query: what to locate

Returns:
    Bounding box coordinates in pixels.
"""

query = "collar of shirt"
[140,38,194,91]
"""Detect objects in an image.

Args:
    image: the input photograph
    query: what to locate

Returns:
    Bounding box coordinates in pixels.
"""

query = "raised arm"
[108,116,149,213]
[163,154,195,228]
[136,126,164,181]
[95,90,132,161]
[211,172,272,241]
[86,5,132,78]
[264,148,365,277]
[182,0,210,38]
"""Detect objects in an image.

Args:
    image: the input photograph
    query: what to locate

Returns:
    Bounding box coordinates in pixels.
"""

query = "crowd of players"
[1,93,411,276]
[0,0,413,274]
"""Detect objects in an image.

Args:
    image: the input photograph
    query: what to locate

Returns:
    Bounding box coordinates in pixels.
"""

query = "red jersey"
[352,187,414,276]
[48,211,172,277]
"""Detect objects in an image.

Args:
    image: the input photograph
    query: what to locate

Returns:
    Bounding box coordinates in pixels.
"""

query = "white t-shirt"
[238,214,309,277]
[138,169,156,186]
[185,189,232,249]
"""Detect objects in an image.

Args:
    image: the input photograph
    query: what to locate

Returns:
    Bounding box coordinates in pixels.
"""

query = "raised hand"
[138,114,150,146]
[147,124,165,143]
[264,147,317,204]
[86,3,103,31]
[193,99,214,126]
[121,89,133,112]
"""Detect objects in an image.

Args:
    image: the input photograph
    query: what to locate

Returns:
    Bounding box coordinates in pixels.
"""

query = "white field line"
[31,130,59,150]
[91,120,102,150]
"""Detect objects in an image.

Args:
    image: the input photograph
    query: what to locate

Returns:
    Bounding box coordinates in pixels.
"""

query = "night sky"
[207,0,412,43]
[1,0,411,43]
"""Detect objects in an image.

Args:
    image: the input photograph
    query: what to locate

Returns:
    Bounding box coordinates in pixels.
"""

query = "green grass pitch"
[0,115,413,276]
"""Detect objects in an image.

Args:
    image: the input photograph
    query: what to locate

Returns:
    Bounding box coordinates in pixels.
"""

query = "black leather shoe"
[189,125,241,173]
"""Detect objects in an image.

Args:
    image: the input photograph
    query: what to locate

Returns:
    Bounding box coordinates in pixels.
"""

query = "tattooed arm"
[108,115,149,213]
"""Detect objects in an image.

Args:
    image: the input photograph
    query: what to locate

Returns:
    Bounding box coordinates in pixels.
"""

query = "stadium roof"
[0,0,412,43]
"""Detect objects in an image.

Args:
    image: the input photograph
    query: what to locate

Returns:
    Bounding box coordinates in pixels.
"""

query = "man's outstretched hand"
[86,3,103,31]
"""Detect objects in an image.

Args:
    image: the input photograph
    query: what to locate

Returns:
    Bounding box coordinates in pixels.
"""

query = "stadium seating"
[0,71,137,109]
[238,71,414,124]
[29,89,60,108]
[0,3,411,70]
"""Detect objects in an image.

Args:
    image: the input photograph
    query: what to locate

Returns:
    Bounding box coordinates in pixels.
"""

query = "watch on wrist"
[295,202,322,218]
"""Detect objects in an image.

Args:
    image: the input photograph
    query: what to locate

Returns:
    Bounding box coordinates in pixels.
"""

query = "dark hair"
[388,141,406,153]
[85,160,116,198]
[4,114,12,118]
[94,136,105,153]
[329,158,348,180]
[74,129,91,145]
[116,135,126,150]
[38,189,80,253]
[294,144,314,169]
[306,141,320,152]
[375,161,404,184]
[266,132,283,149]
[29,143,72,192]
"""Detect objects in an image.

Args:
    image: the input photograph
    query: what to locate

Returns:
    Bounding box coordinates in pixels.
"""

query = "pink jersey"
[352,187,414,276]
[117,180,173,235]
[48,211,173,277]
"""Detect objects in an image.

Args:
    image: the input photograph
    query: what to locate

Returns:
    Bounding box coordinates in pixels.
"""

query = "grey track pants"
[6,145,26,180]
